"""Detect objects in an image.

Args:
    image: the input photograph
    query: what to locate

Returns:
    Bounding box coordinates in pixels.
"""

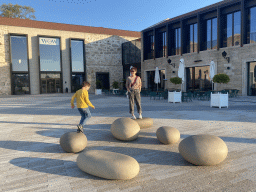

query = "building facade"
[142,0,256,96]
[0,17,140,95]
[122,38,141,89]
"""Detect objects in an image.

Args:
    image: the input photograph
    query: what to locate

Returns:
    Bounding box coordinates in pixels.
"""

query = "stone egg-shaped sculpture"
[77,150,140,180]
[178,134,228,166]
[111,118,140,141]
[60,132,87,153]
[134,117,153,129]
[156,126,180,144]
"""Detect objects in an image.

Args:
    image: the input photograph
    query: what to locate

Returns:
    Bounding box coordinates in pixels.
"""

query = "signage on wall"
[39,38,59,45]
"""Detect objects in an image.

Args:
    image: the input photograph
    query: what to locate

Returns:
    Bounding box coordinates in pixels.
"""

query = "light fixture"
[222,51,230,63]
[167,59,175,68]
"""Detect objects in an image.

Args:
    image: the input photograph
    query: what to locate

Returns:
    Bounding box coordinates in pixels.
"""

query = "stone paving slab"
[0,93,256,191]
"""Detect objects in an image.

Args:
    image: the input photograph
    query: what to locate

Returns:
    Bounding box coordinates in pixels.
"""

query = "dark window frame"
[9,33,31,95]
[144,30,154,60]
[70,38,86,92]
[155,27,167,58]
[38,35,63,94]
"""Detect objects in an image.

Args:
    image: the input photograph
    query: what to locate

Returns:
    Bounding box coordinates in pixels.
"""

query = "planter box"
[95,89,102,95]
[210,92,228,108]
[168,91,182,103]
[112,89,119,94]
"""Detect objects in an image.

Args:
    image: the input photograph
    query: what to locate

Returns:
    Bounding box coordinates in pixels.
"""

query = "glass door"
[248,62,256,96]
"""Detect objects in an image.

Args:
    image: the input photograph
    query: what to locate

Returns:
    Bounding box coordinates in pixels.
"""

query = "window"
[175,28,181,55]
[39,37,61,71]
[156,30,167,58]
[10,36,29,72]
[223,11,241,47]
[144,31,154,60]
[71,39,85,92]
[10,35,30,95]
[248,6,256,44]
[39,36,62,93]
[206,18,217,50]
[71,40,84,72]
[189,23,198,53]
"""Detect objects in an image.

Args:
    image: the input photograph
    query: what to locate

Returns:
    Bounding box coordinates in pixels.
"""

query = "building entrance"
[41,74,61,93]
[186,66,211,91]
[247,62,256,96]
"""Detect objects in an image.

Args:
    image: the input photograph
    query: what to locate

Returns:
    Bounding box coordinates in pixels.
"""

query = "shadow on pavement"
[9,157,103,180]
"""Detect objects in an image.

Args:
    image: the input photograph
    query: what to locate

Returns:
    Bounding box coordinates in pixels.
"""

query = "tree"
[0,3,36,20]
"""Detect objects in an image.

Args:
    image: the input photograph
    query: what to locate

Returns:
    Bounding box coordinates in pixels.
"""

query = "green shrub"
[170,77,182,85]
[112,81,119,89]
[213,74,230,84]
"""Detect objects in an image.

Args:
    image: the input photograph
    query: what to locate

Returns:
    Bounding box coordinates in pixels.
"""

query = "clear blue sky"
[0,0,222,32]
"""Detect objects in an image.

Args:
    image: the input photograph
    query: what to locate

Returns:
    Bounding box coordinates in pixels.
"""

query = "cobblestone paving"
[0,93,256,192]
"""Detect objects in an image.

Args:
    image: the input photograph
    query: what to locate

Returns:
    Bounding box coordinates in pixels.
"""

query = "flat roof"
[0,16,141,38]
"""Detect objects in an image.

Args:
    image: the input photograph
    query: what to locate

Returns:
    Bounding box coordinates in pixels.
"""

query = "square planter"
[95,89,102,95]
[168,91,182,103]
[210,92,228,108]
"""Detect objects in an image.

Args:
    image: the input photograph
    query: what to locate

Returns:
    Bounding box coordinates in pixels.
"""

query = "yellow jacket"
[71,89,94,108]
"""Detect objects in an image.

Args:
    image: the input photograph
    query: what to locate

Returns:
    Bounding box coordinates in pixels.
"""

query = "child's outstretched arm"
[71,93,77,108]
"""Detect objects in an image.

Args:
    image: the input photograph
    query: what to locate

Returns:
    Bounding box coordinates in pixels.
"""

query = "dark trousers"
[128,89,142,114]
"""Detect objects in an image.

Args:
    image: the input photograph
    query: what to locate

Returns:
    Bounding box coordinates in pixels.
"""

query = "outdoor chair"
[182,92,193,102]
[149,92,158,100]
[102,89,110,95]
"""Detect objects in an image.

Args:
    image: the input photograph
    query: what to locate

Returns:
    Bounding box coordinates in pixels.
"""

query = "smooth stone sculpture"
[156,126,180,144]
[111,118,140,141]
[179,134,228,166]
[134,117,153,129]
[60,132,87,153]
[77,150,140,180]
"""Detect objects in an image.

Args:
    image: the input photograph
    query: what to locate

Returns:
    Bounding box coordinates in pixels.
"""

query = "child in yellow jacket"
[71,81,95,133]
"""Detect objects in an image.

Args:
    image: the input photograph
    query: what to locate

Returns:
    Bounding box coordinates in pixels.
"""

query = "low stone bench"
[60,132,87,153]
[178,134,228,166]
[156,126,180,144]
[77,150,140,180]
[134,117,153,129]
[111,118,140,141]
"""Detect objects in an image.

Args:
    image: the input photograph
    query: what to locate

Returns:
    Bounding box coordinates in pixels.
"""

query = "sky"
[0,0,222,32]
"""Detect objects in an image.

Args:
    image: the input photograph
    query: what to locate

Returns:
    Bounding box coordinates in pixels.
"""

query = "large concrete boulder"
[178,134,228,166]
[156,126,180,144]
[134,117,153,129]
[77,150,140,180]
[60,132,87,153]
[111,118,140,141]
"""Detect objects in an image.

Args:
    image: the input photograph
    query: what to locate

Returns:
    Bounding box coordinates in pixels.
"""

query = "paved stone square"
[0,93,256,191]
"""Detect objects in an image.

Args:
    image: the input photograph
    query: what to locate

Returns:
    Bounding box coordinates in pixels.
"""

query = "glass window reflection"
[71,40,84,72]
[39,37,61,71]
[234,11,241,46]
[249,7,256,44]
[10,36,28,72]
[227,13,233,47]
[212,18,217,49]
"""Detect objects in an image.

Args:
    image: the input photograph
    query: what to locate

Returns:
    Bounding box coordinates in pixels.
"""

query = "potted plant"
[112,80,119,94]
[168,77,182,103]
[211,73,230,108]
[112,81,119,89]
[95,80,102,95]
[212,73,230,90]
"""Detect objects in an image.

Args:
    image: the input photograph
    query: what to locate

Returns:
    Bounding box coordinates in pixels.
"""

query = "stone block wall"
[0,26,10,95]
[141,43,256,96]
[0,25,139,95]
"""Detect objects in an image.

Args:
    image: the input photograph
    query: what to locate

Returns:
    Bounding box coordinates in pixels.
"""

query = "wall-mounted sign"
[39,37,59,45]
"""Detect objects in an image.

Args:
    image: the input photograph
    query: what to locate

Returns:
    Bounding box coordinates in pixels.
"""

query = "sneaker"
[138,114,142,119]
[77,124,83,133]
[131,114,136,120]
